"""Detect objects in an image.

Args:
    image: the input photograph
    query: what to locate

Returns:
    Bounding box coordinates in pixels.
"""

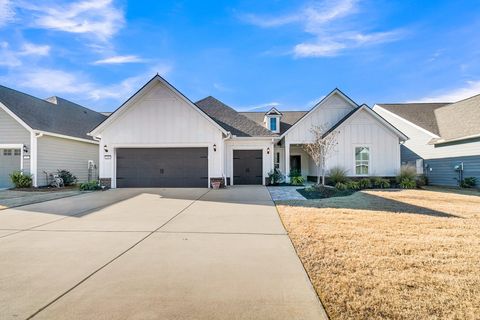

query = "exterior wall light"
[23,145,28,153]
[267,147,270,154]
[104,145,108,153]
[213,144,217,152]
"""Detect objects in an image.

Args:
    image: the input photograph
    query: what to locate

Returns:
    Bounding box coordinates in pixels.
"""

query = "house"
[90,75,407,188]
[0,85,107,188]
[373,94,480,187]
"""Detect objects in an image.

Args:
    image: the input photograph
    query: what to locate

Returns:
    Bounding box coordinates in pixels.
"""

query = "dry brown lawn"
[277,188,480,320]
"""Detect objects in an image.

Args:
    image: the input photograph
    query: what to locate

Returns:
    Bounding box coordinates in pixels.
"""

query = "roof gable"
[90,75,228,136]
[323,105,408,141]
[280,88,358,139]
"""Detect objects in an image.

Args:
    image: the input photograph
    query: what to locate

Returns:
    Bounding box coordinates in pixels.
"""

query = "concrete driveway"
[0,186,327,320]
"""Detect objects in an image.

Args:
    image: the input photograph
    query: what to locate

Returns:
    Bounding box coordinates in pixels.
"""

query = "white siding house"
[90,76,407,188]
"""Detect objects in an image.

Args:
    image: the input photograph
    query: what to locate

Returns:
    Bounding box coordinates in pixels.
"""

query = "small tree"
[302,124,339,185]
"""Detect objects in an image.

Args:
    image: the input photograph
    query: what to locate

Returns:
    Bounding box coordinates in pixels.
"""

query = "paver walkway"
[0,186,327,319]
[268,186,307,200]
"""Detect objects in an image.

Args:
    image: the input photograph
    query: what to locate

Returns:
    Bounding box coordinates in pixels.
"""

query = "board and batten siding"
[0,107,31,173]
[325,109,401,176]
[425,155,480,188]
[285,93,354,143]
[97,81,224,187]
[36,135,99,186]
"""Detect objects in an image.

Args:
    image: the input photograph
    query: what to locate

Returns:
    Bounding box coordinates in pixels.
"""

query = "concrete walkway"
[0,186,327,320]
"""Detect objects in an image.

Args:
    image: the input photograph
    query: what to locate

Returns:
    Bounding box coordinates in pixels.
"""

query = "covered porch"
[273,142,318,183]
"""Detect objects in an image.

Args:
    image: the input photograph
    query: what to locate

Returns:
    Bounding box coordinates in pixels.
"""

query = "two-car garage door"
[116,148,208,188]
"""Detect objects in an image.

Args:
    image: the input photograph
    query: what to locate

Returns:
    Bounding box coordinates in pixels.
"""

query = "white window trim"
[353,145,371,176]
[266,116,280,133]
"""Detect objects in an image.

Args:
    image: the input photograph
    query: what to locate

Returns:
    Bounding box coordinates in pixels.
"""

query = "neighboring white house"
[374,95,480,187]
[90,75,407,188]
[0,85,106,188]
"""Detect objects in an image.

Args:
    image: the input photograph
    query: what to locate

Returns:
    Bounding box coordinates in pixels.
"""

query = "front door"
[290,155,301,174]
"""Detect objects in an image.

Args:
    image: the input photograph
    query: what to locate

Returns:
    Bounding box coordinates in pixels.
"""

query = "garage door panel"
[116,148,208,188]
[233,150,263,185]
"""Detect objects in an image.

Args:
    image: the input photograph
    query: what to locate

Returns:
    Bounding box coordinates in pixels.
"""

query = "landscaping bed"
[276,189,480,319]
[297,185,355,199]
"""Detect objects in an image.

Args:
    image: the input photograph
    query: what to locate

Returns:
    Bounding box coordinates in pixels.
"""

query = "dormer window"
[270,117,277,131]
[264,107,282,133]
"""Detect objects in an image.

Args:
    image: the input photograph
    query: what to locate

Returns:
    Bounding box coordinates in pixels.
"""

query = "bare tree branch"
[302,124,339,185]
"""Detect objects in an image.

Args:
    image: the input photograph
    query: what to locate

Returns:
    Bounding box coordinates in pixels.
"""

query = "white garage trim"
[110,143,212,188]
[0,143,24,171]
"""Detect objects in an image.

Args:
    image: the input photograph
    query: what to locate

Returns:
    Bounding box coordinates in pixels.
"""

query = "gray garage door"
[233,150,263,185]
[0,148,21,189]
[116,148,208,188]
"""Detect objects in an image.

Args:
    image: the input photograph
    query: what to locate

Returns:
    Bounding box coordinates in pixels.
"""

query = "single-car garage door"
[233,150,263,185]
[116,148,208,188]
[0,148,21,189]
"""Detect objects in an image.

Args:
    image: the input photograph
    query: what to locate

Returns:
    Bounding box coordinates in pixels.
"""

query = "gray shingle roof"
[376,103,449,135]
[434,94,480,141]
[0,85,106,141]
[240,111,307,135]
[195,96,277,137]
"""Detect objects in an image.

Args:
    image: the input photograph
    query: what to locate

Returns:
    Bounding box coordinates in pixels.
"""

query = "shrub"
[9,171,33,188]
[461,177,477,188]
[328,166,348,185]
[79,180,101,191]
[416,175,428,187]
[346,180,360,190]
[397,165,416,183]
[399,178,416,189]
[57,169,77,186]
[267,169,284,185]
[335,182,348,191]
[359,178,372,189]
[289,169,305,186]
[373,177,390,189]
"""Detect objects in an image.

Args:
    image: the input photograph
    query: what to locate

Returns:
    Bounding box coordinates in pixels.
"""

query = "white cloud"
[0,41,21,67]
[5,62,173,104]
[0,0,14,27]
[241,102,281,112]
[20,42,51,56]
[413,81,480,103]
[93,55,145,65]
[243,0,403,58]
[21,0,124,41]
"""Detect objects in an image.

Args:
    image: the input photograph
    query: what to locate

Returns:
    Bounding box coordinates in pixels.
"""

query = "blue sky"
[0,0,479,112]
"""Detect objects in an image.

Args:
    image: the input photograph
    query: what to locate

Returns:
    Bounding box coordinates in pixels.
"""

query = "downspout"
[222,132,232,186]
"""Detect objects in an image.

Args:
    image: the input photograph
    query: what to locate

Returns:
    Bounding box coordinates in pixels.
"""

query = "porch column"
[285,141,290,183]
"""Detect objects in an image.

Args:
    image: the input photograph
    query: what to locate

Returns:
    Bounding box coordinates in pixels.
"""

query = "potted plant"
[211,180,222,189]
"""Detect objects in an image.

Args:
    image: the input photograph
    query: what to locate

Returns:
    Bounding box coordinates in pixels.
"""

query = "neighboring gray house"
[0,85,107,188]
[374,94,480,187]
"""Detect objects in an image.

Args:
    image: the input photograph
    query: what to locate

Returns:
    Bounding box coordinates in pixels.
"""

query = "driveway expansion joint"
[25,189,211,319]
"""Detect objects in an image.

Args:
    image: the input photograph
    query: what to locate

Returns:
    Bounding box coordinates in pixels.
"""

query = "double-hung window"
[355,147,369,175]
